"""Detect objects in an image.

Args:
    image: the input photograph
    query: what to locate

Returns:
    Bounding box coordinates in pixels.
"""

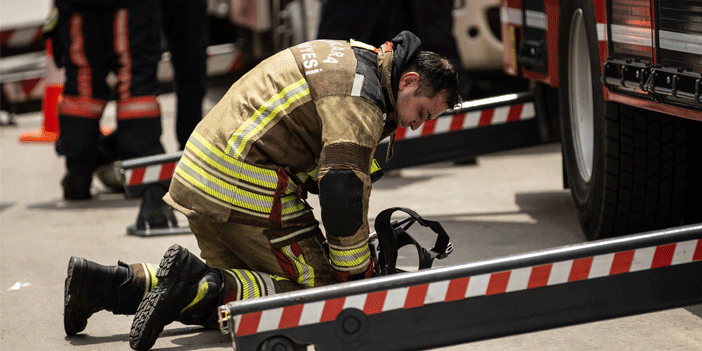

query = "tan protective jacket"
[165,38,404,277]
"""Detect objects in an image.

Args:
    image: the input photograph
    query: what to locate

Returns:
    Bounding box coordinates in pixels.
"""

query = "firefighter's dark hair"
[403,51,460,108]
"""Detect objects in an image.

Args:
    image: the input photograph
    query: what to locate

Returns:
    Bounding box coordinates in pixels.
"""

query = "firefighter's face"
[396,72,449,131]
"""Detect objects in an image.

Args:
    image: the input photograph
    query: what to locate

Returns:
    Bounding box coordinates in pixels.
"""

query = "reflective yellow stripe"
[371,159,381,174]
[296,252,314,287]
[146,264,158,292]
[176,159,271,212]
[141,263,158,295]
[180,281,209,313]
[188,132,278,189]
[283,246,315,287]
[176,157,308,215]
[350,39,375,51]
[329,244,371,268]
[227,78,310,157]
[295,165,319,184]
[232,269,262,300]
[269,225,316,245]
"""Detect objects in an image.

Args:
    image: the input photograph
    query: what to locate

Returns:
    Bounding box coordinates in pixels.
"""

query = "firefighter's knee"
[319,169,364,238]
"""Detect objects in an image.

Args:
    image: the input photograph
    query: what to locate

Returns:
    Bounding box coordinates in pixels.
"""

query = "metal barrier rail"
[376,91,546,170]
[114,91,547,237]
[218,224,702,351]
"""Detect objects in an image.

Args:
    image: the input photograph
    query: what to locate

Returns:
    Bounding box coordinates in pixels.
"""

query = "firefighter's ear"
[399,72,420,91]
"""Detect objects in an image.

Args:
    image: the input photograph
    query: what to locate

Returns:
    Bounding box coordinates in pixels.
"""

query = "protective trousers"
[55,0,165,171]
[158,0,209,149]
[188,217,337,301]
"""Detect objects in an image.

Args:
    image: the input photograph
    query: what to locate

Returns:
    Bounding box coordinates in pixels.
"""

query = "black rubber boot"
[63,257,145,335]
[135,186,178,230]
[129,244,223,351]
[61,166,94,200]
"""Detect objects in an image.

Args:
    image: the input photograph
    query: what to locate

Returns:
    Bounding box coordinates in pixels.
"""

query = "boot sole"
[129,244,190,350]
[64,257,88,336]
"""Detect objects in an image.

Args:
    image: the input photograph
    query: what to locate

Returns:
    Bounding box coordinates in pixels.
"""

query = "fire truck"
[500,0,702,240]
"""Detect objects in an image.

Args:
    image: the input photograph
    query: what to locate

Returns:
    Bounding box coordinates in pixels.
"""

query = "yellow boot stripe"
[180,280,209,313]
[141,263,159,296]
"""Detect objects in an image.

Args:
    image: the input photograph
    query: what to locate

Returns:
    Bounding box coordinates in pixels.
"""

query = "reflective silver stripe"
[597,23,606,42]
[250,271,268,297]
[188,132,278,189]
[283,245,313,287]
[269,224,317,245]
[259,273,277,296]
[308,166,318,179]
[280,194,305,212]
[525,10,547,30]
[351,73,364,97]
[231,269,263,300]
[178,157,273,212]
[229,81,310,157]
[500,7,522,26]
[295,173,309,183]
[328,243,371,269]
[186,153,276,196]
[659,30,702,55]
[177,156,306,214]
[296,166,318,182]
[611,24,653,47]
[223,270,243,301]
[140,263,150,296]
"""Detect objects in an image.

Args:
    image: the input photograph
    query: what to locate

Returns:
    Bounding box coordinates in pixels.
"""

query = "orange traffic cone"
[19,39,64,143]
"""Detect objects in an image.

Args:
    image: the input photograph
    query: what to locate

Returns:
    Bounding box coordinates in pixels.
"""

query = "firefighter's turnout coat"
[165,32,421,281]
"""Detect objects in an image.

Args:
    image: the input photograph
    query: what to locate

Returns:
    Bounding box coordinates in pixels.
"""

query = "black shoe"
[62,168,93,200]
[129,244,222,350]
[64,257,134,336]
[135,186,177,230]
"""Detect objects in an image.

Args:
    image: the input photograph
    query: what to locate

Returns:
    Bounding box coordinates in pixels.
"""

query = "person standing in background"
[53,0,166,200]
[158,0,209,150]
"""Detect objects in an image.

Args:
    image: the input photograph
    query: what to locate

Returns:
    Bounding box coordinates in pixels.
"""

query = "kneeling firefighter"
[63,30,459,350]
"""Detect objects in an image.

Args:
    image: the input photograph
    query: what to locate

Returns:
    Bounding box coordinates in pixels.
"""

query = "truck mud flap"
[375,91,546,170]
[217,224,702,351]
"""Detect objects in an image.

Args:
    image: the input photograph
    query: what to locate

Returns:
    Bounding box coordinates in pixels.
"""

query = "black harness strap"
[374,207,453,276]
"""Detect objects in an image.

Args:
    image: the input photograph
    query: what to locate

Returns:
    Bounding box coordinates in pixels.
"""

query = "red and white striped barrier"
[389,101,536,142]
[124,161,177,189]
[0,25,44,50]
[119,151,183,198]
[231,237,702,337]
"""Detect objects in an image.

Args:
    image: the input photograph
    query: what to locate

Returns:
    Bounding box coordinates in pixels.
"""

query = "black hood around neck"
[390,31,422,100]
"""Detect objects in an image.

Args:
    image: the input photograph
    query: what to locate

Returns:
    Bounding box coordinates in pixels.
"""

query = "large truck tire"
[558,0,688,239]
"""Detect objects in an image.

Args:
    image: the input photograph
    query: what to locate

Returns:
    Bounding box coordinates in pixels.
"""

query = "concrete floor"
[1,90,700,351]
